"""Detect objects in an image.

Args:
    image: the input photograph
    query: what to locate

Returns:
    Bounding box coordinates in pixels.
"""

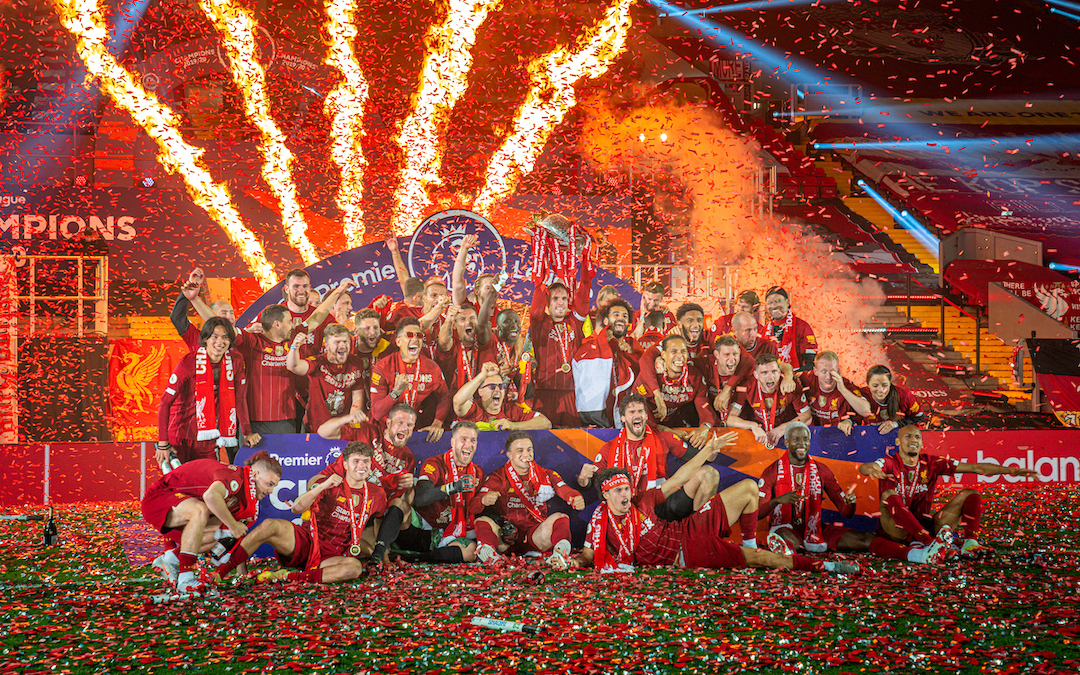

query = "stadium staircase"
[841,197,940,274]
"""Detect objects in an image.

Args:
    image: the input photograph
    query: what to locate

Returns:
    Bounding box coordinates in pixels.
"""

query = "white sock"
[553,540,571,556]
[177,571,195,585]
[907,547,928,564]
[962,538,979,550]
[163,549,179,565]
[742,539,758,549]
[822,561,835,572]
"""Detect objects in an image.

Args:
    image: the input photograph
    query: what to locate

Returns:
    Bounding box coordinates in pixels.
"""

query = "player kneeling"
[213,441,388,584]
[141,451,281,598]
[574,431,860,575]
[468,431,585,569]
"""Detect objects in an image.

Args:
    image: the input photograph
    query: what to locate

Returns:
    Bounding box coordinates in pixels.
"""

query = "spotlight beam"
[814,134,1080,154]
[660,0,843,17]
[54,0,278,289]
[198,0,320,266]
[390,0,504,236]
[324,0,371,249]
[646,0,845,85]
[856,179,939,259]
[472,0,635,216]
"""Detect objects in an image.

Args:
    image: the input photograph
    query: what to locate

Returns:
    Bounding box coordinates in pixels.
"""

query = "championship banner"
[1027,339,1080,428]
[107,339,190,440]
[236,424,1036,554]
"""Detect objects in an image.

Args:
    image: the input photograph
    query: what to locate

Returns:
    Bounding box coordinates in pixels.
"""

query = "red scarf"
[588,499,639,572]
[769,310,797,365]
[530,220,594,287]
[497,339,520,402]
[444,451,480,539]
[343,479,374,556]
[194,348,238,447]
[504,462,552,524]
[231,465,259,522]
[609,426,665,494]
[770,455,825,552]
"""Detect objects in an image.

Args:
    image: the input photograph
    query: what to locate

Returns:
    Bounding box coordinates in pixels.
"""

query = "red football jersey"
[415,453,486,530]
[233,329,295,422]
[457,397,540,425]
[878,453,958,519]
[858,385,922,424]
[368,352,450,423]
[305,355,364,431]
[146,459,257,520]
[309,479,388,559]
[434,334,500,394]
[324,422,416,501]
[593,426,686,495]
[730,379,810,429]
[585,488,683,566]
[530,275,592,393]
[799,372,864,426]
[764,314,816,366]
[757,457,854,527]
[632,363,716,426]
[468,464,579,530]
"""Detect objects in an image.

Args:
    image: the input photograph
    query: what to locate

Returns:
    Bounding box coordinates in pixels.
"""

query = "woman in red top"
[859,365,926,434]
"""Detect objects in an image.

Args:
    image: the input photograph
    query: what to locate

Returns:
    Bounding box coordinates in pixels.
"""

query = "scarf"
[769,310,797,365]
[770,455,825,552]
[444,450,480,539]
[588,477,639,573]
[504,462,554,524]
[194,348,238,447]
[232,466,259,522]
[608,425,665,493]
[530,220,594,287]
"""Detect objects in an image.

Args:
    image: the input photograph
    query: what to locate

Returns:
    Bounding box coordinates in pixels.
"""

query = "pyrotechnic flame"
[390,0,504,236]
[324,0,370,249]
[53,0,277,289]
[472,0,634,216]
[198,0,319,265]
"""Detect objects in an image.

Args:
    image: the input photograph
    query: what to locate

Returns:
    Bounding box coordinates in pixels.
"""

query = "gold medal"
[349,544,362,557]
[793,516,804,527]
[560,363,571,373]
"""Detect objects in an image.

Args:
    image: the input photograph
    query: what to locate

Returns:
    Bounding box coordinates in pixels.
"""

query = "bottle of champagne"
[43,506,57,546]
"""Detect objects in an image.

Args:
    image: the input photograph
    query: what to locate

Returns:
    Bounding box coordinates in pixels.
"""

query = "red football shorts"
[681,494,746,569]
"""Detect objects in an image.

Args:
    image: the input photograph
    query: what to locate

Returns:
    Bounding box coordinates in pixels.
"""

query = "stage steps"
[906,305,1033,402]
[843,197,940,273]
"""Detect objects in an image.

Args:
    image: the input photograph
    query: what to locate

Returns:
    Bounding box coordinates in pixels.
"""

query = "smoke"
[578,100,888,381]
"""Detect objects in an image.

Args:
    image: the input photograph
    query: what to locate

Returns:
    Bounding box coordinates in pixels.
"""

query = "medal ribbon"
[553,322,572,372]
[444,450,477,538]
[342,478,372,557]
[504,462,551,524]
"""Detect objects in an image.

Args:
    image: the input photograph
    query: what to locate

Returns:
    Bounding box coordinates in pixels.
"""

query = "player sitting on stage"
[859,425,1036,558]
[412,421,486,563]
[453,361,551,430]
[214,441,388,584]
[468,431,585,568]
[573,432,860,575]
[142,451,281,597]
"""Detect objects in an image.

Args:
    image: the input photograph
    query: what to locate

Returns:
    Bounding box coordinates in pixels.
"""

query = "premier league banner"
[234,425,921,554]
[235,209,641,327]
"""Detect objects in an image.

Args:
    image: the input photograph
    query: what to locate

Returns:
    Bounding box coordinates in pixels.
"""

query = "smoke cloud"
[579,100,888,381]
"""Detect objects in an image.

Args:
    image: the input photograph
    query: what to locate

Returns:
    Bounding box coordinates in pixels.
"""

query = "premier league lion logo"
[406,209,508,292]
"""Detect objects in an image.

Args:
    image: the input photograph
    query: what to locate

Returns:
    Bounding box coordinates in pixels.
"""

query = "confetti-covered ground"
[1,484,1078,674]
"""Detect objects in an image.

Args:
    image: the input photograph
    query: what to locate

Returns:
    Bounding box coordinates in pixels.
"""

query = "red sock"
[475,519,500,549]
[884,494,933,545]
[177,551,197,574]
[869,537,908,561]
[215,543,252,578]
[739,510,757,542]
[791,554,823,572]
[550,516,571,549]
[287,568,324,583]
[960,492,982,539]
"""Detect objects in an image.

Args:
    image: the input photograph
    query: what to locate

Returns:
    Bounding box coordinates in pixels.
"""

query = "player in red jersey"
[763,287,817,370]
[142,451,281,597]
[454,361,551,429]
[287,323,363,431]
[412,422,487,563]
[635,310,667,354]
[760,423,953,565]
[710,290,760,337]
[859,365,926,434]
[385,277,426,333]
[632,335,716,446]
[709,334,793,420]
[369,318,451,441]
[493,308,526,402]
[351,308,392,411]
[727,353,812,447]
[469,431,585,567]
[859,425,1036,558]
[214,442,389,584]
[637,303,713,379]
[578,393,712,507]
[157,318,259,466]
[170,268,235,351]
[631,281,677,340]
[573,300,641,428]
[435,292,499,393]
[798,351,870,435]
[529,260,594,428]
[572,433,859,575]
[730,312,775,362]
[282,268,317,331]
[231,304,298,435]
[318,404,418,564]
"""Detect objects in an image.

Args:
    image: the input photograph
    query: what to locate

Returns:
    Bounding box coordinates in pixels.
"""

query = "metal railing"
[609,263,739,308]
